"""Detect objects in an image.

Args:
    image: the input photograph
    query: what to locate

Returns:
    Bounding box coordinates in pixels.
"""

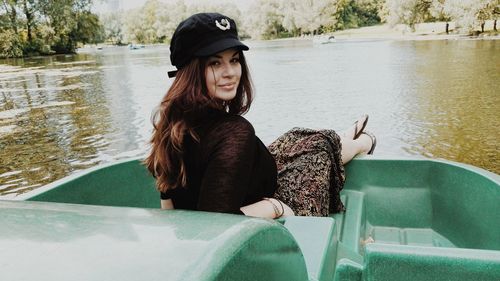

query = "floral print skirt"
[268,128,345,217]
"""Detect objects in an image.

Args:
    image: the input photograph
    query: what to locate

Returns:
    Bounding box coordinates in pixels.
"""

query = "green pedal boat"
[1,157,499,281]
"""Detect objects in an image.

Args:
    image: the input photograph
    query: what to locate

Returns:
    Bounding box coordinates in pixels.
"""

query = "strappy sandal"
[362,131,376,155]
[353,114,369,140]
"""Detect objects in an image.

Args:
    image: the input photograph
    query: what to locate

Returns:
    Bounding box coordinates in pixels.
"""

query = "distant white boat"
[313,35,336,44]
[128,44,145,50]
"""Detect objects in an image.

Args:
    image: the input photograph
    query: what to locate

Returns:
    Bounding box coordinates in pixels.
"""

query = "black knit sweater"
[160,110,277,214]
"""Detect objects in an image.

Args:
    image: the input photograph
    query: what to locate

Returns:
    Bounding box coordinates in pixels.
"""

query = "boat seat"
[334,243,500,281]
[283,216,337,281]
[335,191,365,253]
[362,243,500,281]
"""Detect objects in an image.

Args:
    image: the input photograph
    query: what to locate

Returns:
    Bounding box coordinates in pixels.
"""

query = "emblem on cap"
[215,18,231,31]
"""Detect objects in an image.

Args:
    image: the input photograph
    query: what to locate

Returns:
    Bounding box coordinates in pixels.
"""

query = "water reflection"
[0,40,498,198]
[0,55,115,196]
[399,40,499,170]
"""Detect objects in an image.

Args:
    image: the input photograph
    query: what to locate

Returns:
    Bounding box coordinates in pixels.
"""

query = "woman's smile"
[218,82,237,90]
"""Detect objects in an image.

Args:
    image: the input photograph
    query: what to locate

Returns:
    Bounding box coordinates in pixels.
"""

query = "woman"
[145,13,376,219]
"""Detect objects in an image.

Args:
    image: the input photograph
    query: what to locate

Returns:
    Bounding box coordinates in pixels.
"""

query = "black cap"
[168,13,249,78]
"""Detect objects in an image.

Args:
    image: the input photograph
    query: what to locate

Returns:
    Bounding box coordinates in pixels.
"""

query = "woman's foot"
[339,130,376,164]
[343,114,369,140]
[359,131,376,155]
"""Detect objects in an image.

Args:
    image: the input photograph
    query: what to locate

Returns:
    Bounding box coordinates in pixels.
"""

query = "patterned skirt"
[267,128,346,217]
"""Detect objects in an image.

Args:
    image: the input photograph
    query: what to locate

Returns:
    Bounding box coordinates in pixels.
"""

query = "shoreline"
[266,21,499,42]
[328,22,499,41]
[4,22,499,59]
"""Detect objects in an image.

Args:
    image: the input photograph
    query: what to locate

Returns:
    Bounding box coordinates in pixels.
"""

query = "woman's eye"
[209,61,220,66]
[230,58,240,64]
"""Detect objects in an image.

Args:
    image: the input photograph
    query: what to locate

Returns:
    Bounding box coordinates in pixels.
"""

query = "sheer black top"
[160,110,277,214]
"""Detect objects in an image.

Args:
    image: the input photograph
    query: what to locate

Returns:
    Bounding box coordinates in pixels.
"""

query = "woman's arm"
[161,197,294,218]
[240,198,294,218]
[161,199,174,210]
[197,118,256,213]
[192,116,293,218]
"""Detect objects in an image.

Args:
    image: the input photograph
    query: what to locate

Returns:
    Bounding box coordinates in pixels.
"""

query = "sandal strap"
[362,131,376,155]
[354,114,369,140]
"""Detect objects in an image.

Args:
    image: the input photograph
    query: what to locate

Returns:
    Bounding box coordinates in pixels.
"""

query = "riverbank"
[328,21,499,40]
[66,21,500,54]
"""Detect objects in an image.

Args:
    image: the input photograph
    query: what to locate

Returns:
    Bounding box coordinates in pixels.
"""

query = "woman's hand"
[161,199,174,210]
[240,198,294,218]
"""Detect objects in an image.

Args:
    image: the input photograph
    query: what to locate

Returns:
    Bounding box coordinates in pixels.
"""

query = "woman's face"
[205,48,242,101]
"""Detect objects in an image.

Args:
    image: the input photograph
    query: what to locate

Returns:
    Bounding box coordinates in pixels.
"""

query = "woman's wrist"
[263,198,284,218]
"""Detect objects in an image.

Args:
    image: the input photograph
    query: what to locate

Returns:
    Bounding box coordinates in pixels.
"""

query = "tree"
[37,0,103,52]
[335,0,383,30]
[161,0,187,41]
[386,0,433,31]
[243,0,283,39]
[286,0,337,35]
[442,0,497,34]
[1,0,19,34]
[154,0,187,43]
[0,0,104,57]
[430,0,453,33]
[72,11,104,45]
[124,0,164,43]
[100,11,124,44]
[21,0,35,42]
[0,28,23,57]
[186,1,242,37]
[0,10,9,29]
[494,2,499,31]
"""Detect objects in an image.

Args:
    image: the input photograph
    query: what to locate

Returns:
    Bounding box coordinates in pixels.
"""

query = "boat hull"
[4,157,499,281]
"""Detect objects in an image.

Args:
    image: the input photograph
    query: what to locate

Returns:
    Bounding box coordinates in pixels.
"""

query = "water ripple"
[0,40,498,197]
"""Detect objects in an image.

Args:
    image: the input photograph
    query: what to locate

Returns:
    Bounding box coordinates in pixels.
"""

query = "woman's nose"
[221,62,235,77]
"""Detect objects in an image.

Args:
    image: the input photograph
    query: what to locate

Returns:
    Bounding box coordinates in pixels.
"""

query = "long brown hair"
[145,51,253,193]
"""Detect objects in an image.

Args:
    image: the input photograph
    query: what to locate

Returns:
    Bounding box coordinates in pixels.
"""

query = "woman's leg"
[269,128,346,215]
[340,133,372,164]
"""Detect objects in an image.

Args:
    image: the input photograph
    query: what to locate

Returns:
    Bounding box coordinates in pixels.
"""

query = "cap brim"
[194,38,249,57]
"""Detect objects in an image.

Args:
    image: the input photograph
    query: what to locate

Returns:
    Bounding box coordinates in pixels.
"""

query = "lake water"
[0,38,498,198]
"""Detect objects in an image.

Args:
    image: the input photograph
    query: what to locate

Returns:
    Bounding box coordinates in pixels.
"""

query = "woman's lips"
[218,83,236,90]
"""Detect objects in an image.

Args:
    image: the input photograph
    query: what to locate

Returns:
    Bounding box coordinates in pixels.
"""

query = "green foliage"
[0,29,23,58]
[101,12,124,44]
[336,0,383,30]
[432,0,500,34]
[386,0,433,30]
[387,0,499,34]
[3,0,495,56]
[0,10,10,29]
[0,0,104,58]
[22,37,46,56]
[73,11,105,45]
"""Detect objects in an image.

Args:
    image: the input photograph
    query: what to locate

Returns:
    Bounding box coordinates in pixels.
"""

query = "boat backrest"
[21,158,159,208]
[0,200,309,281]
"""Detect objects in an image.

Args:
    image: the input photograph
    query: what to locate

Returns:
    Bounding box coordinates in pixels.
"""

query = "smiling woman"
[145,12,376,220]
[205,49,242,101]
